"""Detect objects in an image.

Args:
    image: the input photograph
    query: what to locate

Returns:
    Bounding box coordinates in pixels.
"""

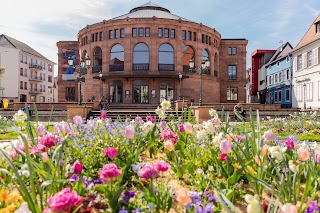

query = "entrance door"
[133,80,149,104]
[159,81,174,103]
[109,81,123,103]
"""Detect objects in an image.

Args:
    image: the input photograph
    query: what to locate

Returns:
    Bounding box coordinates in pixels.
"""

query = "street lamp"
[68,56,91,105]
[178,73,183,100]
[189,57,210,106]
[99,71,103,99]
[303,83,306,110]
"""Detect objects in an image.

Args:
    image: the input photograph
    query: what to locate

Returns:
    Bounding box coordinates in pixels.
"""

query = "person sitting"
[98,96,110,111]
[233,103,245,122]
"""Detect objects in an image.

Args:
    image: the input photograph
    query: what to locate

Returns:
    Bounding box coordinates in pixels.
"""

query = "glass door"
[133,80,149,104]
[159,81,174,103]
[109,81,123,103]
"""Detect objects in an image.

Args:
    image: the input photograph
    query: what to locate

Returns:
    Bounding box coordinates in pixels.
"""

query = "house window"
[95,32,98,41]
[115,29,119,39]
[228,47,237,55]
[182,30,186,40]
[91,33,94,42]
[269,76,272,85]
[275,74,278,83]
[227,87,238,100]
[202,34,205,43]
[109,30,113,39]
[132,28,137,38]
[279,72,282,82]
[279,91,282,102]
[138,28,144,37]
[306,82,313,101]
[316,22,320,34]
[274,91,278,102]
[170,29,175,38]
[20,81,23,89]
[20,68,23,76]
[66,87,75,101]
[145,28,150,37]
[24,82,27,90]
[164,28,169,38]
[193,32,197,41]
[209,37,211,45]
[120,28,125,38]
[187,31,192,40]
[296,85,302,102]
[307,51,313,67]
[158,28,163,38]
[228,66,237,80]
[99,32,103,41]
[297,55,302,70]
[286,69,290,80]
[286,89,290,101]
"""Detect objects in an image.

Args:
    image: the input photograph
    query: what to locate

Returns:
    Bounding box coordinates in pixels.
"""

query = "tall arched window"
[93,47,102,73]
[202,49,210,74]
[133,43,149,71]
[110,44,124,71]
[214,53,218,77]
[182,45,194,72]
[158,43,174,71]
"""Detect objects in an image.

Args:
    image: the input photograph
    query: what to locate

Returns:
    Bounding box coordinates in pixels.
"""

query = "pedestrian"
[98,96,109,111]
[233,103,245,122]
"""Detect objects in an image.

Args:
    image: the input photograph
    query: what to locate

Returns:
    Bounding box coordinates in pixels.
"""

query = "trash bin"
[3,99,8,109]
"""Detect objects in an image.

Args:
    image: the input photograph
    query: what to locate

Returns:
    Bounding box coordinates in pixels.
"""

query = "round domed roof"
[111,3,190,21]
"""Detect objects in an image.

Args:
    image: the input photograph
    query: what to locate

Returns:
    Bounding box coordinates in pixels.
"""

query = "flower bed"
[0,102,320,213]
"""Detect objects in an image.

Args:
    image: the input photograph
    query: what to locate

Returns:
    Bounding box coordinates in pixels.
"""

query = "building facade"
[0,34,55,103]
[57,3,248,105]
[265,42,293,108]
[292,14,320,109]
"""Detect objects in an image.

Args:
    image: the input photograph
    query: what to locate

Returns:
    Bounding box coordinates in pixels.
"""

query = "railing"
[29,88,42,93]
[109,64,124,72]
[29,76,43,81]
[92,66,102,73]
[133,63,149,71]
[29,64,43,70]
[158,64,174,71]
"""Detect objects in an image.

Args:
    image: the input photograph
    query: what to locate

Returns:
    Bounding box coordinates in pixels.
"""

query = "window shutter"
[302,53,307,69]
[314,48,319,65]
[293,57,297,72]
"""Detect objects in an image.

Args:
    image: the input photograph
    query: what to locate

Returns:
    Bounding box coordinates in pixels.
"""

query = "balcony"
[92,66,102,73]
[158,64,174,71]
[29,76,44,81]
[29,88,42,94]
[29,64,43,71]
[109,64,124,72]
[133,63,149,71]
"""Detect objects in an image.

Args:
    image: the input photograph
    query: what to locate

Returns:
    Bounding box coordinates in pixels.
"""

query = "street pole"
[303,83,306,110]
[79,69,83,105]
[179,73,182,100]
[99,71,103,99]
[199,69,203,106]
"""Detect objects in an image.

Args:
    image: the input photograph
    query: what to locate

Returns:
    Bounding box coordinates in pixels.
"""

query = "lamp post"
[0,50,8,100]
[303,83,306,110]
[68,57,91,105]
[53,82,56,102]
[99,71,103,99]
[178,73,182,100]
[189,57,210,106]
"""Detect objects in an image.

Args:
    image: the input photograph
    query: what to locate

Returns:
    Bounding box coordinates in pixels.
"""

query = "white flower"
[196,168,204,174]
[158,112,167,120]
[268,146,287,161]
[212,132,224,146]
[196,130,207,140]
[142,121,154,134]
[309,142,317,150]
[244,194,263,213]
[15,202,32,213]
[13,110,27,122]
[209,108,218,118]
[22,170,30,177]
[132,163,144,176]
[160,99,171,111]
[155,107,164,115]
[208,166,214,172]
[288,160,298,173]
[203,121,215,135]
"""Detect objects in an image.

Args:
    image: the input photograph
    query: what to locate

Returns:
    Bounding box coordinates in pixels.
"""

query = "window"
[286,89,290,101]
[20,68,23,76]
[133,43,150,71]
[275,74,278,83]
[277,61,280,66]
[214,53,218,77]
[91,33,94,42]
[306,82,313,101]
[110,44,124,71]
[274,91,278,102]
[227,87,238,100]
[182,45,195,72]
[228,66,237,80]
[109,30,113,39]
[182,30,186,40]
[187,31,192,40]
[120,28,125,38]
[193,32,197,41]
[48,75,52,83]
[228,47,232,55]
[170,29,175,38]
[206,35,208,44]
[279,91,282,102]
[24,82,27,90]
[296,85,302,102]
[279,72,282,82]
[158,43,174,71]
[114,29,119,39]
[132,28,137,38]
[145,28,150,37]
[316,22,320,34]
[24,69,27,76]
[66,87,75,101]
[228,47,237,55]
[164,28,169,38]
[138,28,144,37]
[286,56,289,63]
[307,51,313,67]
[99,32,103,41]
[93,47,102,73]
[20,81,23,89]
[286,69,290,80]
[24,56,27,63]
[158,28,163,38]
[30,96,36,102]
[202,34,205,43]
[202,49,210,74]
[95,32,98,41]
[269,76,272,85]
[297,55,302,70]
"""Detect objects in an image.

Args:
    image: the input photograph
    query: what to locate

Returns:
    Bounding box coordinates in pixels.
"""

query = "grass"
[0,124,54,140]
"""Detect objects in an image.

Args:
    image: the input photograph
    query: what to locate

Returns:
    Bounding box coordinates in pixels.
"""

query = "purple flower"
[93,178,102,185]
[73,115,83,126]
[70,174,78,184]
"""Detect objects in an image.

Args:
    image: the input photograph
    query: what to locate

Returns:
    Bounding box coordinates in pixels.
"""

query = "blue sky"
[0,0,319,76]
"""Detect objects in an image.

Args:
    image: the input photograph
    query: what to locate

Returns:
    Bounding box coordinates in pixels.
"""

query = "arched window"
[133,43,149,71]
[214,53,218,77]
[110,44,124,71]
[202,49,210,74]
[93,47,102,73]
[182,45,194,72]
[158,43,174,71]
[109,81,123,103]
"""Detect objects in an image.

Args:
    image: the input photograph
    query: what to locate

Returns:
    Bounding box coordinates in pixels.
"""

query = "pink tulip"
[155,161,170,172]
[160,121,167,130]
[263,130,274,143]
[104,148,118,159]
[285,139,295,150]
[146,116,154,123]
[135,116,143,124]
[179,124,185,132]
[317,155,320,164]
[38,134,60,148]
[100,111,107,119]
[220,139,232,154]
[261,144,269,155]
[184,122,193,134]
[297,147,309,161]
[48,188,82,212]
[236,135,246,142]
[280,203,298,213]
[99,163,122,181]
[140,164,160,181]
[41,152,49,163]
[160,128,179,144]
[164,140,174,151]
[125,125,135,139]
[37,124,47,135]
[176,188,191,206]
[73,161,83,174]
[73,115,83,126]
[220,153,227,161]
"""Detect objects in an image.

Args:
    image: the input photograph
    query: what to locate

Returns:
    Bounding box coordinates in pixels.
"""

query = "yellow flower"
[5,204,16,212]
[247,166,256,176]
[233,163,242,169]
[7,192,24,203]
[0,189,9,201]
